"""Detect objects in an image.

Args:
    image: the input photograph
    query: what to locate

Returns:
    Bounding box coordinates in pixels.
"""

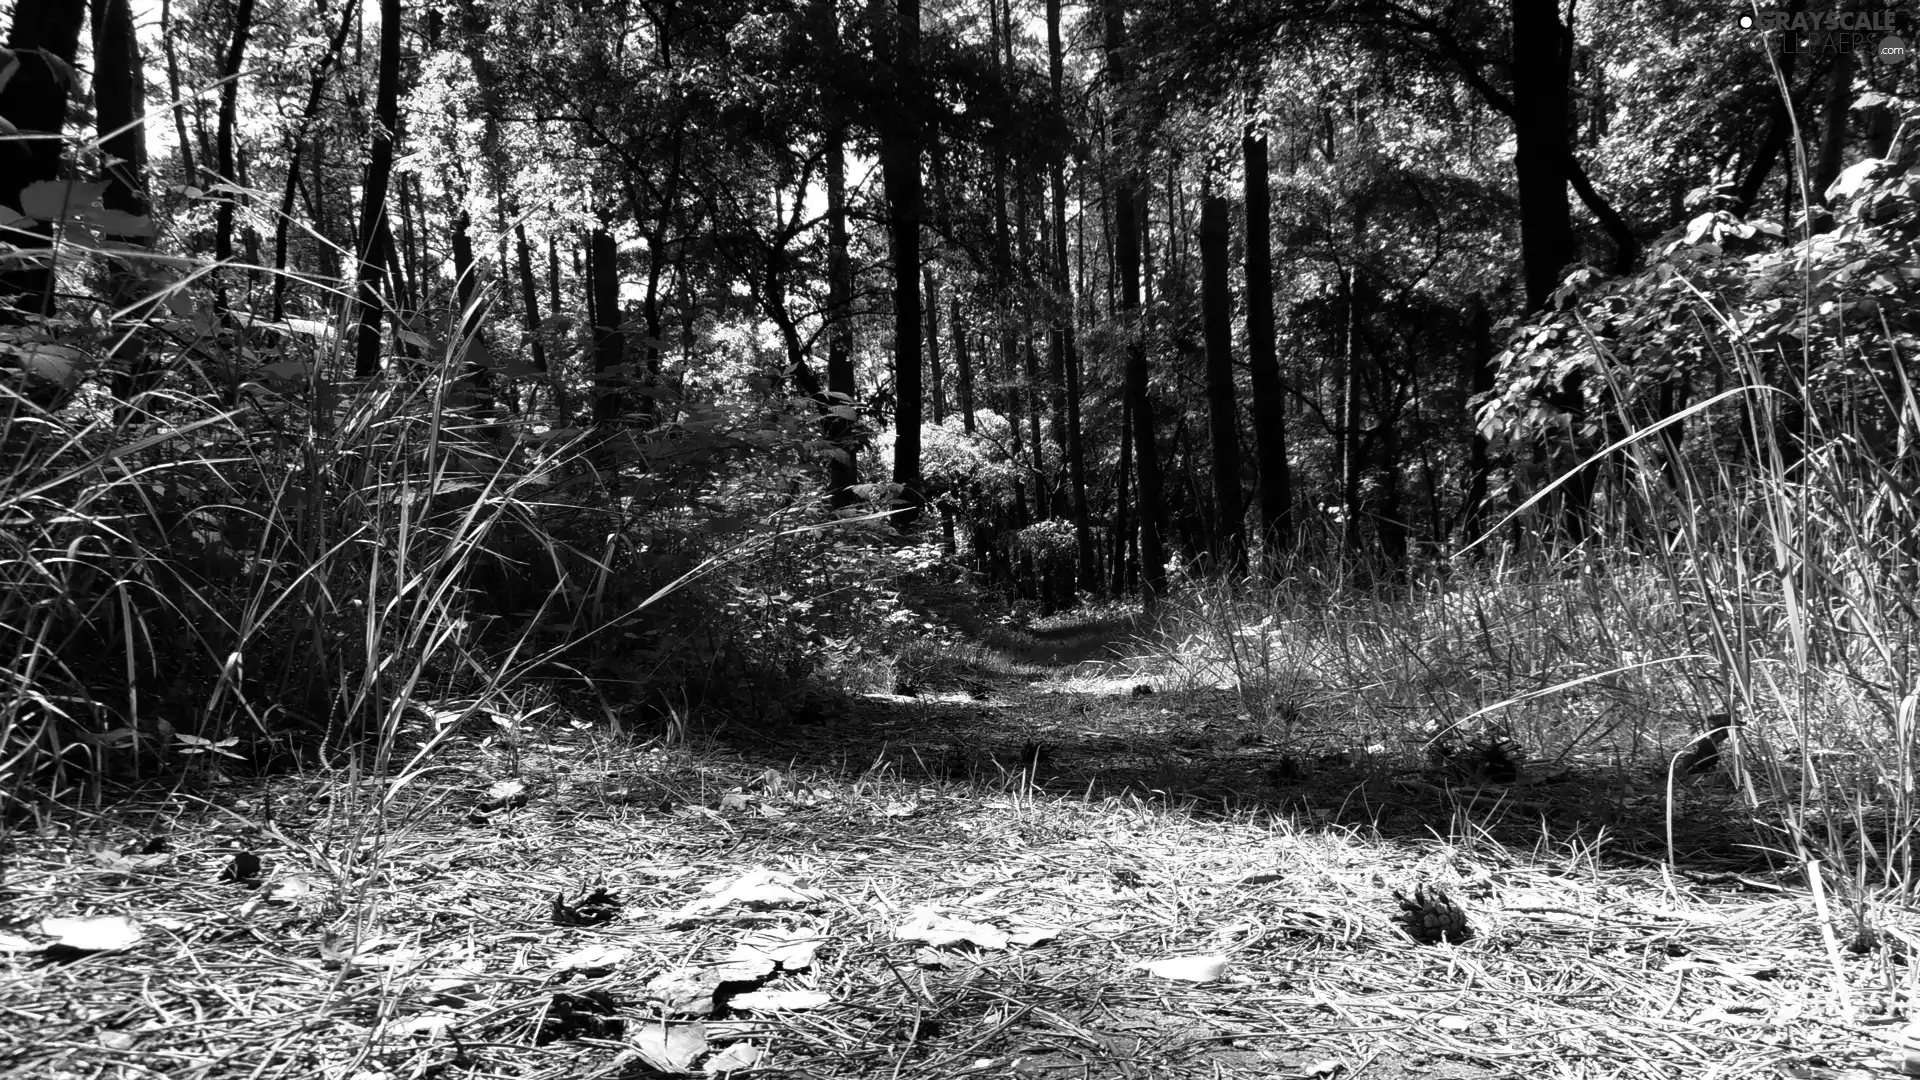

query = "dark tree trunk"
[353,0,402,377]
[448,207,492,404]
[1812,48,1855,208]
[515,224,549,372]
[213,0,258,274]
[590,226,623,424]
[925,266,944,424]
[270,0,356,320]
[1732,0,1801,218]
[0,0,87,317]
[94,0,157,421]
[92,0,147,222]
[547,235,563,314]
[1243,126,1293,572]
[1459,293,1497,543]
[825,121,861,506]
[952,296,975,434]
[159,0,196,189]
[451,209,477,325]
[1113,393,1133,594]
[1339,270,1364,553]
[881,0,925,526]
[1378,418,1407,568]
[638,228,664,425]
[1104,0,1167,600]
[398,173,421,310]
[1511,0,1573,310]
[1051,0,1093,587]
[1199,181,1245,575]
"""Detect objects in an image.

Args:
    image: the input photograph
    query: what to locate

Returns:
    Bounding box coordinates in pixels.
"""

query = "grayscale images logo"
[1737,7,1907,63]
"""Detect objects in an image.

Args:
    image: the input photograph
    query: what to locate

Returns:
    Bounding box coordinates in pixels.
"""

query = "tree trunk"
[515,224,548,372]
[1104,0,1166,600]
[1050,0,1094,589]
[398,173,421,310]
[93,0,158,421]
[353,0,402,377]
[1459,292,1497,543]
[1200,181,1246,575]
[881,0,924,526]
[590,226,623,424]
[447,207,493,405]
[1812,48,1855,208]
[1243,126,1292,572]
[0,0,87,317]
[1511,0,1573,310]
[952,296,975,434]
[1339,269,1364,553]
[159,0,196,189]
[213,0,258,276]
[825,120,861,506]
[925,266,944,424]
[1731,0,1801,218]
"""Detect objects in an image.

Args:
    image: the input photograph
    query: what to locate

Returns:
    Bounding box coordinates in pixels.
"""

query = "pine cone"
[1393,884,1472,944]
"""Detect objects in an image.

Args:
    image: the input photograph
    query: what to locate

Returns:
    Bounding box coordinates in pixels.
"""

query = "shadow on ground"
[716,586,1790,887]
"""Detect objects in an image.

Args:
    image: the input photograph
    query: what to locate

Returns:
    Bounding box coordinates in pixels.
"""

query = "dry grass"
[4,661,1913,1080]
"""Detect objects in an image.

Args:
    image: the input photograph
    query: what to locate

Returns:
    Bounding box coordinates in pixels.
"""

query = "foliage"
[1478,93,1920,505]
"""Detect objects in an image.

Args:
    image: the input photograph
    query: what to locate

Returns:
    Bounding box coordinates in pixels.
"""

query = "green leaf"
[19,180,107,221]
[82,208,157,238]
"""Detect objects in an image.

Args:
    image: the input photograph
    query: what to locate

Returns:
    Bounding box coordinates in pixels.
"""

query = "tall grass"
[0,285,607,805]
[1152,105,1920,911]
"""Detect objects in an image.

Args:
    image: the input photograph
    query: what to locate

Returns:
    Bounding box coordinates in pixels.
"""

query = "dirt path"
[0,603,1901,1080]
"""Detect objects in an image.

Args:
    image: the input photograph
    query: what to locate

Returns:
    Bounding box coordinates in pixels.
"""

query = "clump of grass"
[0,280,627,808]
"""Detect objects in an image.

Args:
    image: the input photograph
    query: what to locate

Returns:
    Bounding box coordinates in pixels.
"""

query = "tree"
[0,0,87,316]
[212,0,258,279]
[92,0,157,420]
[353,0,403,377]
[881,0,926,526]
[1199,174,1245,574]
[1105,0,1168,599]
[1510,0,1573,311]
[270,0,358,320]
[1047,0,1096,591]
[1242,124,1292,572]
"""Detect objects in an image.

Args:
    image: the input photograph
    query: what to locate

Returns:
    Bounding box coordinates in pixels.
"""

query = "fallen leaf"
[392,1013,457,1037]
[1435,1015,1473,1032]
[648,962,774,1016]
[263,875,318,902]
[40,915,142,953]
[727,989,830,1012]
[554,944,633,974]
[477,779,530,812]
[704,1041,761,1074]
[220,851,263,883]
[96,1030,138,1050]
[913,946,959,968]
[1298,1058,1344,1078]
[630,1020,708,1074]
[1007,923,1063,946]
[895,908,1009,950]
[675,870,822,919]
[728,927,822,970]
[1138,955,1228,983]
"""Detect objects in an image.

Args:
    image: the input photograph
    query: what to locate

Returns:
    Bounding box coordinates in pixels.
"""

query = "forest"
[4,0,1920,1076]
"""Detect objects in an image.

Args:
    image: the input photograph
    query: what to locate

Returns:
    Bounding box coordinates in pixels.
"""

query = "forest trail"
[0,602,1892,1080]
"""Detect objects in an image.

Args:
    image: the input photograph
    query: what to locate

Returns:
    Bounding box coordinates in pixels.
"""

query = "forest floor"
[2,586,1914,1080]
